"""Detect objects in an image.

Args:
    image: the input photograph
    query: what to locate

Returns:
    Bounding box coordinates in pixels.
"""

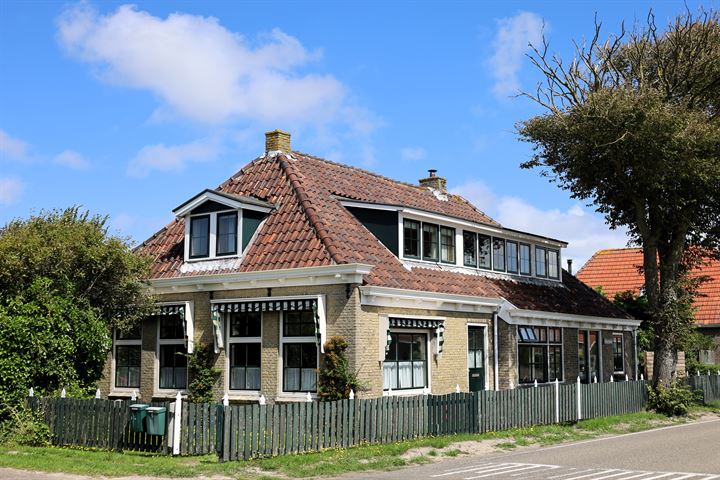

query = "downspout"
[633,328,638,381]
[493,311,499,391]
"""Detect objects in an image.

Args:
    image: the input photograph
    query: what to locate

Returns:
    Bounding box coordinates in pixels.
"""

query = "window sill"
[383,388,428,397]
[109,389,140,398]
[153,390,187,399]
[276,392,318,403]
[226,391,262,402]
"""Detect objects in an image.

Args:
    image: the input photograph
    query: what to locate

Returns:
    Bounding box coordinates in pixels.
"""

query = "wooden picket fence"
[687,373,720,402]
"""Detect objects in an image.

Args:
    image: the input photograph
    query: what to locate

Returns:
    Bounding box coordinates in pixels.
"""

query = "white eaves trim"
[506,309,641,331]
[173,189,274,217]
[338,199,567,248]
[360,285,505,314]
[150,263,374,294]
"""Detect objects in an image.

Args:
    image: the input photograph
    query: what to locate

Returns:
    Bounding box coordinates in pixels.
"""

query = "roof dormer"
[173,189,274,263]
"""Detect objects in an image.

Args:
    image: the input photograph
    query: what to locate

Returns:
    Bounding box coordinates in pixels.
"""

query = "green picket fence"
[27,397,170,453]
[687,374,720,402]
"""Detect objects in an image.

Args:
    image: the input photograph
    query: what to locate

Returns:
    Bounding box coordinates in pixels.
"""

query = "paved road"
[342,418,720,480]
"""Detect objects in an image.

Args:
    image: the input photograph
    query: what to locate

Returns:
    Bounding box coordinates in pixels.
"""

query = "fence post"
[576,376,582,421]
[172,392,182,455]
[554,378,560,423]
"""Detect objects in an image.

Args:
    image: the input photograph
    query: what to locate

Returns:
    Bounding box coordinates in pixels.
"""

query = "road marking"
[431,463,495,476]
[463,463,529,478]
[584,471,635,480]
[465,463,555,479]
[563,470,620,480]
[549,470,596,479]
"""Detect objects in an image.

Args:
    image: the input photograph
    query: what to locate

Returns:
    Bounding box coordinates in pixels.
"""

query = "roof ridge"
[276,154,344,265]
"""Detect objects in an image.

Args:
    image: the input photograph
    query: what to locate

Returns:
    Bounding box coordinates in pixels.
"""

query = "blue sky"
[0,0,711,268]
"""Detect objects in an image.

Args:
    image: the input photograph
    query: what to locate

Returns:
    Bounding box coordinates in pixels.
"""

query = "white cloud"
[56,3,371,132]
[127,138,219,177]
[0,130,30,161]
[451,180,629,270]
[0,177,24,205]
[400,147,426,161]
[488,11,545,98]
[54,150,89,170]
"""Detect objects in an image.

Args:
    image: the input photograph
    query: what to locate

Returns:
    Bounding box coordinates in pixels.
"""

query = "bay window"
[518,326,562,384]
[384,333,427,390]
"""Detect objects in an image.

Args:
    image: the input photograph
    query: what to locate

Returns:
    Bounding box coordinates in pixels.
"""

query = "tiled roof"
[577,248,720,326]
[138,151,629,319]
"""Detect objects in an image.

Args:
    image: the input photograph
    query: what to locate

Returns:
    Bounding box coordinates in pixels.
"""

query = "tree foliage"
[318,336,364,401]
[186,342,221,404]
[0,208,154,414]
[518,9,720,385]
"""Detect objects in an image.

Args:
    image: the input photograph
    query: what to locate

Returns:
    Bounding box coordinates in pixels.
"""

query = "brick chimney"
[265,129,291,153]
[419,169,446,192]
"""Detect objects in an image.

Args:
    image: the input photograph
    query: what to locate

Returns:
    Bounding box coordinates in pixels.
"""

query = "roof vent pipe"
[567,259,573,275]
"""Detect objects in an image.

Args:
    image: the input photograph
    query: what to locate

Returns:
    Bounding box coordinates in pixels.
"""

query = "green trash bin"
[129,404,149,433]
[145,406,167,435]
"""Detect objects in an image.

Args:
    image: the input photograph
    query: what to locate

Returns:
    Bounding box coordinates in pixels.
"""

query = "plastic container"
[145,406,167,435]
[129,403,149,433]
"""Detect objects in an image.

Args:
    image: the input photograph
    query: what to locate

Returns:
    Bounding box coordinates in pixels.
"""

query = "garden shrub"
[0,407,51,446]
[318,336,364,401]
[647,381,702,416]
[187,342,220,403]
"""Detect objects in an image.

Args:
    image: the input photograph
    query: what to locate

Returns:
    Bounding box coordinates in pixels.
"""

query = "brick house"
[577,248,720,364]
[100,130,640,403]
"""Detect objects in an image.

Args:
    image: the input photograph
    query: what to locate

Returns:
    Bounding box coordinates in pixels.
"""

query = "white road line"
[432,463,494,476]
[669,474,707,480]
[510,464,559,476]
[465,464,556,479]
[549,469,596,479]
[564,470,620,480]
[637,473,678,480]
[609,471,654,480]
[585,470,635,480]
[463,464,533,479]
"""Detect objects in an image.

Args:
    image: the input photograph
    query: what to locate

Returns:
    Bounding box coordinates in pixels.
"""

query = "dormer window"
[190,215,210,258]
[216,212,238,256]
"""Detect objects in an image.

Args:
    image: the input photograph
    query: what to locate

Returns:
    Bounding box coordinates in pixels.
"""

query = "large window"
[228,312,261,391]
[422,223,439,261]
[384,333,427,390]
[282,310,318,393]
[518,326,562,384]
[189,215,210,258]
[506,241,518,274]
[403,219,420,259]
[535,246,547,277]
[492,238,505,272]
[519,243,532,275]
[547,249,559,279]
[578,330,600,383]
[478,234,492,269]
[158,314,187,390]
[216,212,238,256]
[612,333,624,374]
[440,226,456,264]
[463,231,477,267]
[114,326,141,389]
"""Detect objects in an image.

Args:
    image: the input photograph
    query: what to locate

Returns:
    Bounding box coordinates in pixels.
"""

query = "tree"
[518,10,720,386]
[0,208,154,413]
[318,336,363,401]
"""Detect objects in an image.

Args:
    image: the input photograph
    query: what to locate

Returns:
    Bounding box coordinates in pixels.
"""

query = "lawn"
[0,410,708,479]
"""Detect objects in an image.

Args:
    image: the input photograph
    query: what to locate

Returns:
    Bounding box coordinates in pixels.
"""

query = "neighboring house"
[100,130,640,403]
[577,248,720,364]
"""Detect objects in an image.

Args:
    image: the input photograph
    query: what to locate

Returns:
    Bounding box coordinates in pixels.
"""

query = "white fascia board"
[338,199,566,248]
[173,190,273,217]
[507,309,641,331]
[360,285,506,314]
[150,263,374,294]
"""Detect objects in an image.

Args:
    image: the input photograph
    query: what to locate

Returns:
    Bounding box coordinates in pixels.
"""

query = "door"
[468,326,486,391]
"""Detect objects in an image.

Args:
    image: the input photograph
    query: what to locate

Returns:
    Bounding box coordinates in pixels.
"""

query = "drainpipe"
[493,311,499,391]
[633,328,638,381]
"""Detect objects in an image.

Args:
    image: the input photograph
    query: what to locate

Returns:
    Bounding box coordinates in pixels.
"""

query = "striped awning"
[157,304,185,317]
[215,298,316,313]
[389,317,444,329]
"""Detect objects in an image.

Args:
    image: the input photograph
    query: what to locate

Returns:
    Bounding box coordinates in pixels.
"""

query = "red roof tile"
[137,151,628,319]
[577,248,720,326]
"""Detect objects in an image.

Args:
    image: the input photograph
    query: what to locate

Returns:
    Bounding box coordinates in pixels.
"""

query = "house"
[577,248,720,364]
[99,130,640,403]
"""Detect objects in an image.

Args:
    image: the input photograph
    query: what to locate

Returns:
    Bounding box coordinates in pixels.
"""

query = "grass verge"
[0,409,714,479]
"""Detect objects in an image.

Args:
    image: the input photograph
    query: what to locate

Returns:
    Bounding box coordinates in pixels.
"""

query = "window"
[114,327,141,389]
[518,326,562,384]
[189,215,210,258]
[613,333,624,374]
[547,249,559,279]
[535,246,547,277]
[492,238,505,272]
[440,226,456,264]
[506,241,518,274]
[463,231,477,267]
[384,333,427,390]
[578,330,600,383]
[403,219,420,259]
[158,314,187,390]
[281,310,318,393]
[422,223,439,261]
[478,235,492,269]
[519,243,532,275]
[228,312,261,391]
[216,212,237,256]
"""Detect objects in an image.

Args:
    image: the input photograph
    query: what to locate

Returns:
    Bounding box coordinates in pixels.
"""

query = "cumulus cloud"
[0,130,30,161]
[56,3,371,132]
[127,138,219,177]
[0,177,24,205]
[400,147,426,161]
[54,150,89,170]
[488,11,545,98]
[451,180,629,270]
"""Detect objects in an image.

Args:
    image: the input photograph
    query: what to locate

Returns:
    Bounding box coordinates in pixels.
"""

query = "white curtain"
[398,361,412,388]
[301,368,316,391]
[412,361,425,387]
[284,368,300,391]
[383,363,397,390]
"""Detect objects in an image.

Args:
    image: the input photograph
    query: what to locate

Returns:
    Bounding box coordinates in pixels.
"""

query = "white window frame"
[278,310,319,401]
[225,311,263,400]
[155,305,190,397]
[467,323,490,391]
[612,332,625,375]
[110,328,142,396]
[516,325,564,384]
[184,208,243,263]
